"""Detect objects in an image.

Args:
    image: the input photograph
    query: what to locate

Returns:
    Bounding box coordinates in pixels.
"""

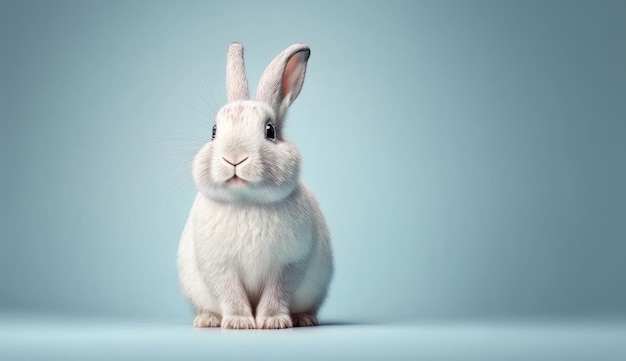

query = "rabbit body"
[177,43,333,329]
[178,181,332,329]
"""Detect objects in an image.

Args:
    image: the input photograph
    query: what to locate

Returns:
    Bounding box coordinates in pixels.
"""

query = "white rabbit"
[177,43,334,329]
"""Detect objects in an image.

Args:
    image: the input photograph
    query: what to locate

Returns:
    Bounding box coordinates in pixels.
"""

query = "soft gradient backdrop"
[1,0,625,328]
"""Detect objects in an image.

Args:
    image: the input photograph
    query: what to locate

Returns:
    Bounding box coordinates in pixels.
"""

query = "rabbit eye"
[212,125,216,140]
[265,123,276,140]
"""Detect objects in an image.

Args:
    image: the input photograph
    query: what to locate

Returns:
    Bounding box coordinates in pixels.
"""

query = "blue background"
[1,1,625,359]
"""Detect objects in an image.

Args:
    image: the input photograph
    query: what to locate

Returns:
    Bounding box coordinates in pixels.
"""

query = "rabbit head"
[192,43,311,204]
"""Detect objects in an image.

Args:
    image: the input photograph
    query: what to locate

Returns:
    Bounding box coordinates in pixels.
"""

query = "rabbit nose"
[222,155,249,166]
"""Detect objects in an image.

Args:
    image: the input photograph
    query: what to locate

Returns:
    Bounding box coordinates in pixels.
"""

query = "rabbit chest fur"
[191,187,314,296]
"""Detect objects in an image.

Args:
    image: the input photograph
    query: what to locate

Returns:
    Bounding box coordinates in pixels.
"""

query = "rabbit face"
[192,100,301,204]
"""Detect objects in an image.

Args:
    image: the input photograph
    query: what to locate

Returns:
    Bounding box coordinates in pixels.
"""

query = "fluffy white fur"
[177,43,333,329]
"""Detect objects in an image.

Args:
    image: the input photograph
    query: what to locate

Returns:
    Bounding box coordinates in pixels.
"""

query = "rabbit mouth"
[226,175,248,186]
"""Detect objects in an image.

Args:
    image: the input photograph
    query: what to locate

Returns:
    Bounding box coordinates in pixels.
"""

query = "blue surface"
[1,0,626,351]
[2,314,625,361]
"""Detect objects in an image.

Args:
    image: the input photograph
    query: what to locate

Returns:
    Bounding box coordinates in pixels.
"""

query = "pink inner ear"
[282,54,301,97]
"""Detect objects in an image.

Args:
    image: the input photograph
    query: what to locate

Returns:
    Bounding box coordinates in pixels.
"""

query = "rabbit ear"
[256,43,310,119]
[226,42,250,102]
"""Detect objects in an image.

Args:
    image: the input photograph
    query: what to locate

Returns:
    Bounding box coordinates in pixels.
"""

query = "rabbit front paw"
[256,314,293,329]
[221,315,256,329]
